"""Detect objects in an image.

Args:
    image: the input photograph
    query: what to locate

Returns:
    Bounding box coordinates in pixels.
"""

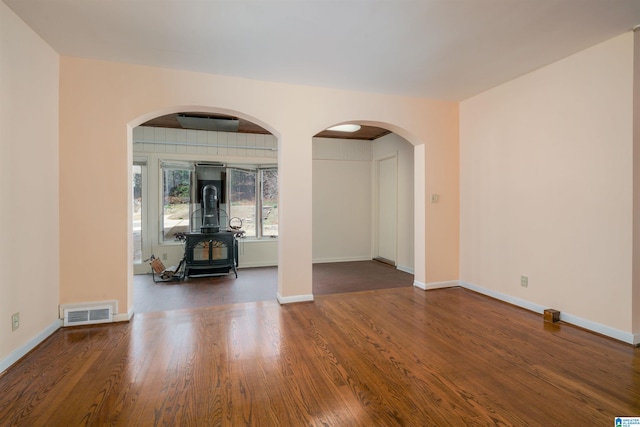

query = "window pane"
[261,169,278,237]
[132,164,143,263]
[162,168,191,241]
[229,169,257,237]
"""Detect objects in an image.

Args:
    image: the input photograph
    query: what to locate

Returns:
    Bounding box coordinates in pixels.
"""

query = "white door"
[376,155,397,264]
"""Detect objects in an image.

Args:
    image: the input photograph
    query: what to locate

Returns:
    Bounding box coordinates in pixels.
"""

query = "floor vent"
[63,305,113,327]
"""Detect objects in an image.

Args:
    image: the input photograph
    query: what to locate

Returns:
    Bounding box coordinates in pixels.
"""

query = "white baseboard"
[238,261,278,269]
[459,281,637,345]
[113,305,135,322]
[0,319,61,375]
[277,293,314,304]
[414,280,459,290]
[460,281,545,314]
[396,265,415,274]
[312,256,371,264]
[558,311,637,345]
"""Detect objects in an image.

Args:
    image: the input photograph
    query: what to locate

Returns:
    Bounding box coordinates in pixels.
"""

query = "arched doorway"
[128,108,281,312]
[311,123,416,295]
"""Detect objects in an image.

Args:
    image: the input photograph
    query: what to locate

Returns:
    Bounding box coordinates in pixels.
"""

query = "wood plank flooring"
[1,286,638,426]
[134,261,413,313]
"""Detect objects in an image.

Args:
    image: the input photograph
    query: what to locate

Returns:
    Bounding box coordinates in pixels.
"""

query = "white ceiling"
[4,0,640,101]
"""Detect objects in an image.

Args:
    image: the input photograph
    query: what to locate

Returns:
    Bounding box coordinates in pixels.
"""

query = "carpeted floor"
[134,261,413,313]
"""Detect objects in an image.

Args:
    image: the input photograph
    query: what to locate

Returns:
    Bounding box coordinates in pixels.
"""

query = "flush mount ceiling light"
[327,124,361,132]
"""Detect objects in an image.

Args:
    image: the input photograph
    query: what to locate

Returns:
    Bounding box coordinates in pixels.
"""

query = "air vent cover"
[63,306,113,326]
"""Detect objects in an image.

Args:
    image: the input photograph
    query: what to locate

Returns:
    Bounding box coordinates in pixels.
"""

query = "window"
[228,168,257,237]
[161,162,193,241]
[132,163,143,263]
[261,169,278,237]
[159,162,277,241]
[228,166,278,238]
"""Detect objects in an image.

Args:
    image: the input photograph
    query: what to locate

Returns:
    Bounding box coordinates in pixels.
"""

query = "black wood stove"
[182,183,240,278]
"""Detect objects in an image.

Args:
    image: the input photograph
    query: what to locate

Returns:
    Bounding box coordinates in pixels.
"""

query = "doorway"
[374,154,398,266]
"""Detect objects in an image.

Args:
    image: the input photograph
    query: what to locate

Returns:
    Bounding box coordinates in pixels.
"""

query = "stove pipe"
[201,184,220,233]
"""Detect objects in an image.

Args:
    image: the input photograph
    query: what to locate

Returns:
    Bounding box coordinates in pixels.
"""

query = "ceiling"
[5,0,640,102]
[5,0,640,139]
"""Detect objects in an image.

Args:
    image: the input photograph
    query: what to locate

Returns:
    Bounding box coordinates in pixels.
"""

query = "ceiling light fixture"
[327,124,361,133]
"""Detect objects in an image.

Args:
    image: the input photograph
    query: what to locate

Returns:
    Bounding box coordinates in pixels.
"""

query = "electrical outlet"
[11,312,19,331]
[520,276,528,288]
[431,194,440,203]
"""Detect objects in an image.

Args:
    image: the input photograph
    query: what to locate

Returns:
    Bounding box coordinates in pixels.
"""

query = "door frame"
[373,152,398,265]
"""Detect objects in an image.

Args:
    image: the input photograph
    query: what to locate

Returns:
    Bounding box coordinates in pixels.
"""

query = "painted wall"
[58,57,459,313]
[373,133,415,273]
[460,33,635,336]
[0,3,60,369]
[633,29,640,336]
[313,138,372,263]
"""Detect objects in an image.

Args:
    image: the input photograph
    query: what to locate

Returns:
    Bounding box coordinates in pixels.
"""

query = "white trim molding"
[459,281,637,346]
[312,256,371,264]
[460,281,545,314]
[0,319,61,375]
[113,305,135,323]
[396,265,415,274]
[414,280,459,290]
[277,293,314,305]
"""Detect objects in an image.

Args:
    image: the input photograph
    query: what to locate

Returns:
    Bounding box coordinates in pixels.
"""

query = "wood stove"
[183,231,238,278]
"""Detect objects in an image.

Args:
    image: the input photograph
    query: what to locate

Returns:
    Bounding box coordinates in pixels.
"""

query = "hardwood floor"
[134,261,413,313]
[1,286,638,426]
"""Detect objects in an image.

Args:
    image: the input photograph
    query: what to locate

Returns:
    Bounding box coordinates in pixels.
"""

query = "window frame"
[227,165,278,240]
[259,167,278,238]
[159,160,195,243]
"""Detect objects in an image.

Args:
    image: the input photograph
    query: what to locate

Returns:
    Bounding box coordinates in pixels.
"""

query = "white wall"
[0,3,60,371]
[373,133,414,272]
[311,134,414,269]
[460,33,635,341]
[313,138,373,262]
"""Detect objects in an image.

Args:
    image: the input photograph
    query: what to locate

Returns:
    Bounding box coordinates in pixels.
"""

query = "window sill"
[237,237,279,243]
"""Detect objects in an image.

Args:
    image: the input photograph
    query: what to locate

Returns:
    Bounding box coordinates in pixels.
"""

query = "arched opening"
[128,107,281,313]
[311,122,419,295]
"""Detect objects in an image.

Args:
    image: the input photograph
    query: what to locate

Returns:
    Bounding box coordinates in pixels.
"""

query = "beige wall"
[0,3,60,368]
[633,29,640,336]
[58,57,459,312]
[460,33,635,338]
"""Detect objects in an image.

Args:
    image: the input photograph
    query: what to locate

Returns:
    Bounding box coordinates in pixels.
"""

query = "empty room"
[1,1,640,425]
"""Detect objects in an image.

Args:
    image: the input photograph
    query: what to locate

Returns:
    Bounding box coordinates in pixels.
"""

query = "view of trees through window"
[161,164,278,241]
[132,164,143,263]
[261,169,278,237]
[228,169,257,237]
[226,168,278,238]
[162,167,191,240]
